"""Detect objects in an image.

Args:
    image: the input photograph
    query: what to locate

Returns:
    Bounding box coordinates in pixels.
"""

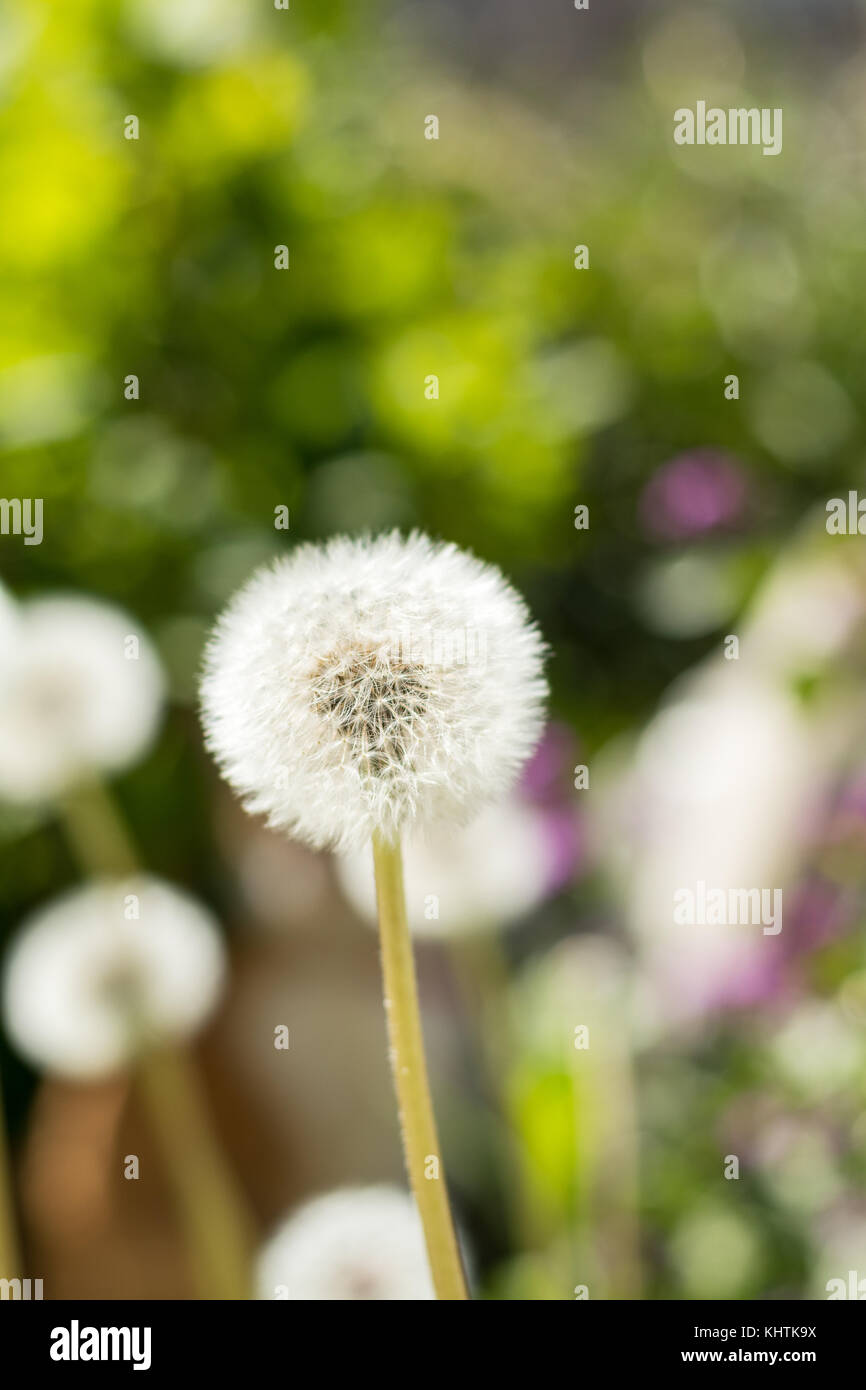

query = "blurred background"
[1,0,866,1299]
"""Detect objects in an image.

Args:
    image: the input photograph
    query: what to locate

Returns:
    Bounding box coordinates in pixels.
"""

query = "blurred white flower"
[0,593,165,802]
[200,532,547,853]
[514,934,633,1058]
[2,876,226,1079]
[594,518,866,1033]
[742,544,865,680]
[0,582,19,650]
[335,795,552,937]
[770,1000,862,1098]
[594,666,822,1028]
[629,670,813,893]
[126,0,253,67]
[670,1203,764,1299]
[754,1117,843,1214]
[809,1209,866,1299]
[256,1185,435,1300]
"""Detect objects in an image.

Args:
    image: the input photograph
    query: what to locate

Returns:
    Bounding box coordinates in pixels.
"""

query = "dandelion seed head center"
[22,666,89,728]
[308,644,434,775]
[92,951,145,1004]
[340,1265,383,1299]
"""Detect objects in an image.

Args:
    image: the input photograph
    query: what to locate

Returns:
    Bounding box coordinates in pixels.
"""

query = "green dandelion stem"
[372,833,468,1301]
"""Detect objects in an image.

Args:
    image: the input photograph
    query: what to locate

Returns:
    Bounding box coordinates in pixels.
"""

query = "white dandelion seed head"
[335,795,552,938]
[0,594,165,802]
[200,532,548,853]
[256,1185,435,1300]
[1,875,226,1079]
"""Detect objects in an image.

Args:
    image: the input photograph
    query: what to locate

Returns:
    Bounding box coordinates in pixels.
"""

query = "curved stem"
[136,1045,253,1300]
[372,834,468,1301]
[58,777,138,878]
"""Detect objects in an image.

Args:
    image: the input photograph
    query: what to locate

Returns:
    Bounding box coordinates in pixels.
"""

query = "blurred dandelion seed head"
[336,793,554,938]
[1,876,226,1079]
[0,593,165,803]
[255,1185,435,1301]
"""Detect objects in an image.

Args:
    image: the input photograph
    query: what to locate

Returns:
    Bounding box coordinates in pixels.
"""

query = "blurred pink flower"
[520,723,586,893]
[640,450,748,541]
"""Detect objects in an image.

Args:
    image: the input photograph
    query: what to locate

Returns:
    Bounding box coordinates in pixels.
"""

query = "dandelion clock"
[0,875,252,1299]
[256,1186,435,1301]
[2,876,226,1079]
[0,592,164,804]
[200,531,548,1299]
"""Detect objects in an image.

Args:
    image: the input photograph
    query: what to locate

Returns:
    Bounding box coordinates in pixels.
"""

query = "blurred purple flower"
[664,878,850,1025]
[521,722,575,802]
[640,450,748,541]
[539,805,585,893]
[823,768,866,845]
[520,723,586,891]
[785,878,850,953]
[659,936,787,1021]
